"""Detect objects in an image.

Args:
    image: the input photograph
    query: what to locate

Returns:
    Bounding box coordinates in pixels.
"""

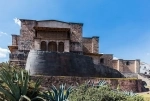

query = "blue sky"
[0,0,150,64]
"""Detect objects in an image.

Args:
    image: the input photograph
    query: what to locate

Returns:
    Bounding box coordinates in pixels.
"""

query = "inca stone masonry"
[8,19,140,76]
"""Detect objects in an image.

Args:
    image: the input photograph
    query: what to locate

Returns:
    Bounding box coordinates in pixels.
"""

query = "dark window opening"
[145,72,147,74]
[67,32,70,38]
[126,61,130,65]
[100,58,104,64]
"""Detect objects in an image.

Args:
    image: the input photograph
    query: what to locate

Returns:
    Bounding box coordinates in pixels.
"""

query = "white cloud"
[13,18,21,26]
[147,53,150,56]
[0,47,10,58]
[0,31,8,37]
[113,57,118,60]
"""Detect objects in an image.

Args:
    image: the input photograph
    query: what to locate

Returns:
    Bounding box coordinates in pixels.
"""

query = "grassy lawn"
[137,86,150,101]
[138,93,150,101]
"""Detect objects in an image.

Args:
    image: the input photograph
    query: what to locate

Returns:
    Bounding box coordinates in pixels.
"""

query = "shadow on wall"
[95,64,124,78]
[141,81,149,92]
[123,64,132,73]
[83,45,90,53]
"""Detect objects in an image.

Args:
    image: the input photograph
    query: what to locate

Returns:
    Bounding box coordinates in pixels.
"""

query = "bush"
[0,63,145,101]
[68,84,144,101]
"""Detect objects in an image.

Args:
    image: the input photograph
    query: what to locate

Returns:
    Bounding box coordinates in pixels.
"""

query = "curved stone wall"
[94,64,124,78]
[26,50,124,78]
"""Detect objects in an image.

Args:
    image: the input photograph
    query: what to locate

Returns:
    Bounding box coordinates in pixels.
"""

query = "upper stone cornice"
[19,19,83,26]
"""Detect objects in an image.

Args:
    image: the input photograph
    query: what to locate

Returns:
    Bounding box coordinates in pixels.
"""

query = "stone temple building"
[8,19,140,75]
[112,59,140,77]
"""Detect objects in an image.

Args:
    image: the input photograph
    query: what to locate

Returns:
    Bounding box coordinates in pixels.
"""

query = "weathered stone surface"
[100,54,113,67]
[31,76,144,93]
[83,38,92,53]
[112,59,140,73]
[95,64,123,78]
[26,50,124,78]
[87,55,100,65]
[92,37,99,53]
[82,37,99,54]
[9,19,140,74]
[122,73,138,78]
[138,73,150,86]
[19,20,36,50]
[26,50,95,76]
[12,35,20,45]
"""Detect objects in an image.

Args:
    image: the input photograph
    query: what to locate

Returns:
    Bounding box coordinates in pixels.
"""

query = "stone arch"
[48,42,57,52]
[41,41,47,51]
[58,42,64,52]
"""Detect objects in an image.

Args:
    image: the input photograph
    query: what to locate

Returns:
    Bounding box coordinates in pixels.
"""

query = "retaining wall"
[31,76,144,93]
[26,50,124,78]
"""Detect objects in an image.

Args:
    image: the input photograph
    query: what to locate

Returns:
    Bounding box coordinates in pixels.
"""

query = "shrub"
[68,84,144,101]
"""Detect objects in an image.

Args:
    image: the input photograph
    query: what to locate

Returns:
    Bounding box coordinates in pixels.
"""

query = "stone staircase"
[138,73,150,86]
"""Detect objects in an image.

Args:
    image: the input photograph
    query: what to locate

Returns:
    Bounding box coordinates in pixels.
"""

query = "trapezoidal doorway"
[48,42,57,52]
[41,41,47,51]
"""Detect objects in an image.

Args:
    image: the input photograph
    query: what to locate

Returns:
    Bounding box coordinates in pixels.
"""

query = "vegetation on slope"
[0,62,145,101]
[69,81,144,101]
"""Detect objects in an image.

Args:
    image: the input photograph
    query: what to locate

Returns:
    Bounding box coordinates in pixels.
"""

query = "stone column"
[117,60,120,71]
[34,38,41,50]
[47,40,49,51]
[64,40,69,52]
[118,59,123,72]
[135,59,140,73]
[135,60,137,73]
[57,41,58,52]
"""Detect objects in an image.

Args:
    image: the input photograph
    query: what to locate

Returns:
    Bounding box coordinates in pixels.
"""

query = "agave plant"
[97,80,107,86]
[85,80,107,88]
[41,84,74,101]
[122,90,137,97]
[19,95,46,101]
[0,67,44,101]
